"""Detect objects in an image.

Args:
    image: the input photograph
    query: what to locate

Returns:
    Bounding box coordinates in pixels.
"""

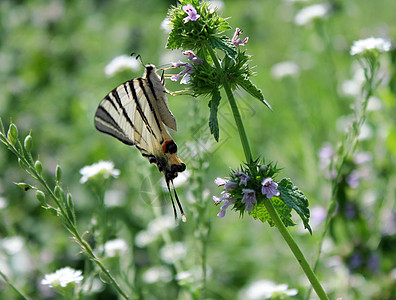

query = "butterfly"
[94,64,186,221]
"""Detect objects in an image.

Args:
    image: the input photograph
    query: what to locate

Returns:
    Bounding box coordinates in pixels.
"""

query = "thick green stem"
[263,200,329,300]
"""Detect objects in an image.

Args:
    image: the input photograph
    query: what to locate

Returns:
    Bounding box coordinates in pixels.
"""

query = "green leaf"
[208,89,221,141]
[235,77,272,110]
[250,197,294,227]
[208,36,237,61]
[278,178,312,234]
[251,200,273,226]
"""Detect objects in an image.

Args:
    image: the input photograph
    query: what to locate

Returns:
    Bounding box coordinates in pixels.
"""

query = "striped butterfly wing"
[95,66,170,156]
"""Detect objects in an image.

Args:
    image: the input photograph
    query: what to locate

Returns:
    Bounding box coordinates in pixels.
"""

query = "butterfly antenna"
[171,180,186,222]
[166,180,178,220]
[130,52,144,66]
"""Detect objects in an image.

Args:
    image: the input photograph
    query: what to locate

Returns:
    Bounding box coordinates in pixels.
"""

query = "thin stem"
[204,44,328,300]
[0,270,29,300]
[262,199,329,300]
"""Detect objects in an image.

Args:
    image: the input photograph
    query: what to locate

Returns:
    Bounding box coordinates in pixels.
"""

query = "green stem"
[204,43,328,300]
[263,200,329,300]
[205,43,253,163]
[0,270,29,300]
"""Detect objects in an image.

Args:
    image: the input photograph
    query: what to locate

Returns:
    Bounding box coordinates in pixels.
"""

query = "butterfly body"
[94,64,186,219]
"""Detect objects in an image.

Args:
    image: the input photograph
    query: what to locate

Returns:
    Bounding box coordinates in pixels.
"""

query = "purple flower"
[213,191,230,204]
[261,177,280,198]
[214,177,228,186]
[346,170,361,189]
[183,4,200,23]
[234,171,250,186]
[213,191,235,218]
[171,63,193,84]
[241,189,257,213]
[225,181,238,191]
[217,199,235,218]
[183,50,203,64]
[232,28,249,46]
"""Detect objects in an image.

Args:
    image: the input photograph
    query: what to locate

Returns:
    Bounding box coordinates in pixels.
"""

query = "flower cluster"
[41,267,83,288]
[79,161,120,184]
[213,161,281,218]
[350,37,391,56]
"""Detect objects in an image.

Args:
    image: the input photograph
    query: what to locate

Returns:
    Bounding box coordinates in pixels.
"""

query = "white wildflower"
[79,161,120,184]
[135,230,157,248]
[239,279,298,300]
[41,267,83,288]
[270,61,300,79]
[148,215,177,235]
[160,242,187,264]
[142,266,172,284]
[350,37,392,56]
[2,236,24,255]
[104,55,141,77]
[294,4,330,26]
[103,238,128,257]
[0,196,7,209]
[135,215,177,247]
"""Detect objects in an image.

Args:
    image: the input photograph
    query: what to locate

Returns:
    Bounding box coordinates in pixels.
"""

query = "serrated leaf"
[235,77,272,110]
[278,178,312,234]
[208,36,237,61]
[251,201,273,226]
[208,89,221,141]
[251,197,294,228]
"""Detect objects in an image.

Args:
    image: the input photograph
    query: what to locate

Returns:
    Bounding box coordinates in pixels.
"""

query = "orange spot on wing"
[162,140,174,153]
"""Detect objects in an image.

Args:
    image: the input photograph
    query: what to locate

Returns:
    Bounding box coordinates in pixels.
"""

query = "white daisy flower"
[0,196,7,209]
[1,236,24,255]
[294,4,330,26]
[239,279,298,299]
[41,267,83,288]
[160,242,187,264]
[79,161,120,184]
[104,55,141,77]
[350,37,392,56]
[270,61,300,79]
[142,266,172,284]
[103,238,128,257]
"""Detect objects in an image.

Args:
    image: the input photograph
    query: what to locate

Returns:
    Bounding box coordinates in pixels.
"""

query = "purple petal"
[214,177,228,186]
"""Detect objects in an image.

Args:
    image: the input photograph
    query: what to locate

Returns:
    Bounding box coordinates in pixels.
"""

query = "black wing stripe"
[110,90,142,140]
[137,78,163,137]
[128,80,158,140]
[105,94,119,113]
[94,106,134,146]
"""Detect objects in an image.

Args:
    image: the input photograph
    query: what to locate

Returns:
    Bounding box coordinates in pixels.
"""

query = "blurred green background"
[1,0,396,299]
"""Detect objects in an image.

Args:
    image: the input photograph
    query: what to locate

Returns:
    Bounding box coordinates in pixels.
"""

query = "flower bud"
[24,135,32,152]
[7,124,18,144]
[54,185,63,200]
[34,160,43,175]
[36,190,46,203]
[55,164,62,182]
